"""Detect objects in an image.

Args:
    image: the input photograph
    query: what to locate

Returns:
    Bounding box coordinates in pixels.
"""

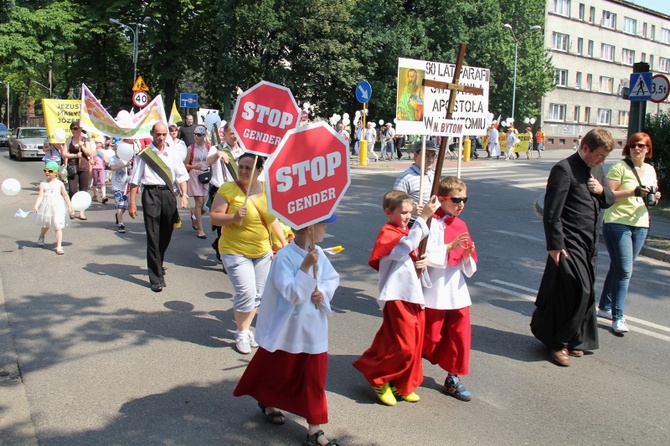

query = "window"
[589,7,595,24]
[662,28,670,44]
[660,57,670,73]
[587,40,594,57]
[586,74,592,90]
[549,104,566,121]
[597,109,611,125]
[552,32,569,52]
[622,48,635,66]
[555,69,568,87]
[641,52,647,62]
[574,106,581,122]
[618,111,629,127]
[643,23,647,38]
[553,0,570,16]
[600,76,614,93]
[601,11,616,29]
[577,38,583,55]
[650,55,654,70]
[601,44,615,62]
[623,17,637,35]
[651,25,656,41]
[579,3,585,21]
[576,72,582,89]
[584,106,591,123]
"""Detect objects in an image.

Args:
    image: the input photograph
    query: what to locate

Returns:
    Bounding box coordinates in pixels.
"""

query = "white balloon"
[116,142,135,162]
[342,118,350,126]
[54,128,67,143]
[355,110,361,117]
[174,140,188,162]
[378,119,384,125]
[204,112,221,130]
[116,110,131,123]
[103,148,115,163]
[71,191,92,211]
[343,113,349,119]
[303,102,310,110]
[530,118,536,124]
[2,178,21,196]
[524,117,530,124]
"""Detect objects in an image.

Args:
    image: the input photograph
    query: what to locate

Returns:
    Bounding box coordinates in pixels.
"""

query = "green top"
[603,160,657,228]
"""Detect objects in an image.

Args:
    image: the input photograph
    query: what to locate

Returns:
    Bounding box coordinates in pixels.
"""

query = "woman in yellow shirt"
[210,153,287,354]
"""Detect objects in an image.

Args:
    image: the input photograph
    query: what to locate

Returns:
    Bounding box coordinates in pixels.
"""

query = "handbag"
[197,168,212,184]
[66,162,77,178]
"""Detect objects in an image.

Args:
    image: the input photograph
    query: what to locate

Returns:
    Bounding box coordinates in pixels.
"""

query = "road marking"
[475,279,670,342]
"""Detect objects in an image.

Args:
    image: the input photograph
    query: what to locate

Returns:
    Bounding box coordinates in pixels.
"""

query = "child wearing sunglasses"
[421,176,477,402]
[32,161,74,255]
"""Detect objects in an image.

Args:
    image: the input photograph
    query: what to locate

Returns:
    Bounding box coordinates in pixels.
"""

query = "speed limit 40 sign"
[132,90,150,108]
[651,74,669,103]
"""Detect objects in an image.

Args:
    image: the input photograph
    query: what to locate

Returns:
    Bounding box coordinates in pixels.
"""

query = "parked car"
[9,127,47,160]
[0,123,9,147]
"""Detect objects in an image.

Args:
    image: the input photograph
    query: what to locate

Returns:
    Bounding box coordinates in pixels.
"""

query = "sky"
[628,0,670,16]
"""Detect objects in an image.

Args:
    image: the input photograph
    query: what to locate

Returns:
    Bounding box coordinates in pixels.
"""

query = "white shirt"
[423,216,477,310]
[208,143,244,187]
[375,217,428,309]
[129,143,189,188]
[254,242,340,354]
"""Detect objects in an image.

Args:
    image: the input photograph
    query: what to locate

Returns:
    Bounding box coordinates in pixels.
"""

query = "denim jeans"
[599,223,648,322]
[222,252,272,313]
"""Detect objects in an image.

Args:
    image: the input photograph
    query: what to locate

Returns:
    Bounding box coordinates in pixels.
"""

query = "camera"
[645,186,658,206]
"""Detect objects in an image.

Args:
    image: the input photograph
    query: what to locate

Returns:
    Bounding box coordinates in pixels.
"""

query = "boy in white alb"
[422,176,477,401]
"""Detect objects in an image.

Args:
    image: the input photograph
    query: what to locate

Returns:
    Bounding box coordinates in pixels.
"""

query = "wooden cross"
[418,43,481,257]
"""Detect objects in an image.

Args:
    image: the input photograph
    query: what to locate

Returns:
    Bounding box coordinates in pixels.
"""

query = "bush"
[644,112,670,198]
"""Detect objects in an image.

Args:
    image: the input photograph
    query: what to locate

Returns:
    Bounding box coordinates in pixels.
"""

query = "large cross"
[418,43,483,257]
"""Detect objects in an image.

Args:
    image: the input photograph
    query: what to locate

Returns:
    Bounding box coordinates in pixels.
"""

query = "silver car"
[9,127,47,160]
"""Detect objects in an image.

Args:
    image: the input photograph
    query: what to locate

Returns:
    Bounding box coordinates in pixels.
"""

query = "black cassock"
[531,152,614,351]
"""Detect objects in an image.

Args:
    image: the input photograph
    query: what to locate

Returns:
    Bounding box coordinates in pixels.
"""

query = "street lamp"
[0,81,8,128]
[503,24,542,124]
[109,18,138,81]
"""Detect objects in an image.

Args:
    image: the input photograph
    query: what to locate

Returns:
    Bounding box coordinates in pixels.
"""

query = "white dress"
[32,180,68,229]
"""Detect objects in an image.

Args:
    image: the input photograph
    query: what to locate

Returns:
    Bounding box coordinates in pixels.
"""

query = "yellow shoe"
[391,386,420,402]
[372,383,397,406]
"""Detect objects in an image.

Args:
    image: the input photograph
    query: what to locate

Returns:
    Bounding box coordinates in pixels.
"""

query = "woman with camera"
[597,132,661,334]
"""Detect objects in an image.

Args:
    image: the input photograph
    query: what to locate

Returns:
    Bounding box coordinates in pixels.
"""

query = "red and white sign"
[651,74,669,103]
[231,81,300,156]
[266,122,351,229]
[132,90,150,108]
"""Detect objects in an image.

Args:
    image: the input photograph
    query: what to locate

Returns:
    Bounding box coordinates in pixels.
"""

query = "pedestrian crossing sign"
[132,76,149,92]
[629,72,652,101]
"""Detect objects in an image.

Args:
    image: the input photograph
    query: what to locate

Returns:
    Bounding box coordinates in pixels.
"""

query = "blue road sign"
[629,72,652,101]
[180,93,199,108]
[355,80,372,103]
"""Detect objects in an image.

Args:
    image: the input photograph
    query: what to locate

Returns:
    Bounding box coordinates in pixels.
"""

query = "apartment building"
[541,0,670,148]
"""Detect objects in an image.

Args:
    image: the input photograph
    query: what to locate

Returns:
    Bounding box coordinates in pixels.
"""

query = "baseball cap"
[194,125,207,135]
[322,214,338,224]
[413,140,438,152]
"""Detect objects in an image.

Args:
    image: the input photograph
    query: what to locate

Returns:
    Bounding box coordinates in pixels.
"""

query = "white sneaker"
[235,332,251,354]
[37,237,45,247]
[248,331,259,348]
[612,319,629,334]
[597,308,613,320]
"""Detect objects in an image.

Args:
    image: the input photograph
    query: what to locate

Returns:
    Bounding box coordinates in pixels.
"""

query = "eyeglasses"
[71,127,80,130]
[441,196,468,204]
[631,142,648,149]
[43,169,58,173]
[194,133,206,137]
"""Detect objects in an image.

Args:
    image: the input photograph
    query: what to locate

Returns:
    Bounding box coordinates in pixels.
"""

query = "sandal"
[258,402,285,425]
[55,247,64,255]
[303,430,339,446]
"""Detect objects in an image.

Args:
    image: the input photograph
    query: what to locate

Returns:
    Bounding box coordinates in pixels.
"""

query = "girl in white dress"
[32,161,74,255]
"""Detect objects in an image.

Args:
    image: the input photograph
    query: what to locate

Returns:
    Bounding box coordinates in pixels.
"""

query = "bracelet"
[181,194,189,199]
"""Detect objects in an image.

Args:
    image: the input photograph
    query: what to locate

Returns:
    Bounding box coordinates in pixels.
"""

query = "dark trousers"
[141,187,178,286]
[68,170,91,197]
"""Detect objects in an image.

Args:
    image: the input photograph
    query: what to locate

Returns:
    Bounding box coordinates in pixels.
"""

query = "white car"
[9,127,47,160]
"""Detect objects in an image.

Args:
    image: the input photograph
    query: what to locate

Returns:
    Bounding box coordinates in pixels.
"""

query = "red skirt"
[422,307,471,375]
[352,300,425,396]
[233,348,328,425]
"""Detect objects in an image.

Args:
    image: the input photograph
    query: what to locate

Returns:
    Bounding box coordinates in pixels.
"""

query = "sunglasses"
[71,127,80,130]
[442,196,468,204]
[43,169,58,173]
[194,133,206,137]
[631,142,648,149]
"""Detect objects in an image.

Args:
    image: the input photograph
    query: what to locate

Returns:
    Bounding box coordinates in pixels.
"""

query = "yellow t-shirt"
[603,160,656,228]
[218,181,276,258]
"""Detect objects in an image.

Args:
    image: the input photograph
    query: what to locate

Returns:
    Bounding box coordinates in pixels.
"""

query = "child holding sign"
[233,216,340,446]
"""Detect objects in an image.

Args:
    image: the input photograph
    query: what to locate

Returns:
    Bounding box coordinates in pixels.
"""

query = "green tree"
[644,112,670,197]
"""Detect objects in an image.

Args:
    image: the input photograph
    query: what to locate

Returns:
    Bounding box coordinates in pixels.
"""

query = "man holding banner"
[129,122,190,292]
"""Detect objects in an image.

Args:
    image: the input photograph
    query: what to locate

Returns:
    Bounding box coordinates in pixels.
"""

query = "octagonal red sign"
[266,122,351,229]
[230,80,300,156]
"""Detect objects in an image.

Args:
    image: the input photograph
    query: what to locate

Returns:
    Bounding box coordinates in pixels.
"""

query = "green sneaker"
[391,386,420,402]
[372,382,397,406]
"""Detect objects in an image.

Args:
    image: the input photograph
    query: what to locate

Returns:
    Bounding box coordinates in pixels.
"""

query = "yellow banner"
[42,99,94,143]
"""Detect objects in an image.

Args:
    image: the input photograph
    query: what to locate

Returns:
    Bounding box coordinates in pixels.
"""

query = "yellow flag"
[169,100,182,125]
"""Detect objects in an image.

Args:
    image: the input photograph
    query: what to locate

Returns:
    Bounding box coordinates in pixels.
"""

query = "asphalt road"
[1,150,669,445]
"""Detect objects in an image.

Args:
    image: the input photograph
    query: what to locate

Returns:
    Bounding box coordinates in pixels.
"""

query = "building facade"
[541,0,670,148]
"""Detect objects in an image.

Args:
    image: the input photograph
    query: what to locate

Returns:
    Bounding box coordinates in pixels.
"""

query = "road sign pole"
[359,103,368,166]
[628,62,649,137]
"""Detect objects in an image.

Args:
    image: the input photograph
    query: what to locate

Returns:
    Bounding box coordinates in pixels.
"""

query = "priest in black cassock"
[531,128,616,367]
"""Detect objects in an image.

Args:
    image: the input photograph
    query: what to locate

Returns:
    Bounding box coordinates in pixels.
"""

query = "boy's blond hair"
[382,190,413,212]
[438,176,467,196]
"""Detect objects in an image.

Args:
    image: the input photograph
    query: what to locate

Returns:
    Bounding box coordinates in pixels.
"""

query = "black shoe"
[160,277,166,288]
[150,284,163,292]
[102,197,108,204]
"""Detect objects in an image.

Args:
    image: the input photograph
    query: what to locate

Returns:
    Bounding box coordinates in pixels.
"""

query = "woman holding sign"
[210,153,288,354]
